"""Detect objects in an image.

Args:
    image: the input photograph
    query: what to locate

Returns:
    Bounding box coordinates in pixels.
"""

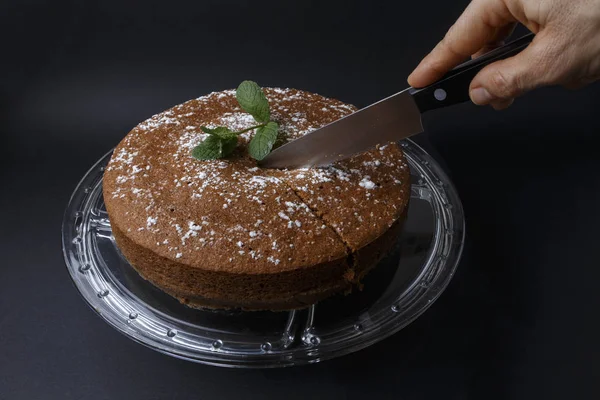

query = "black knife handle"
[409,32,535,113]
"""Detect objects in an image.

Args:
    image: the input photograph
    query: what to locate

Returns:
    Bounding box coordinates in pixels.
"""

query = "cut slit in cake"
[102,87,411,311]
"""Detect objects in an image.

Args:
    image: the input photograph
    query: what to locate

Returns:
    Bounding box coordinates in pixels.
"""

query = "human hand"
[407,0,600,110]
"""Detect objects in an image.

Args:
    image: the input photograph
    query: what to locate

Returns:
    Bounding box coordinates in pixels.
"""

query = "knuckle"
[438,37,456,57]
[439,29,468,59]
[489,69,519,98]
[428,58,450,77]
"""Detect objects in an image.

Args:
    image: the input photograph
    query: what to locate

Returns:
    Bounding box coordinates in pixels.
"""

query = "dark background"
[1,0,599,399]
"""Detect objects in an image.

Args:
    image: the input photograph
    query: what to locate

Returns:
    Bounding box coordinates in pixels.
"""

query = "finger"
[472,23,517,58]
[469,39,552,105]
[490,98,514,110]
[408,0,514,88]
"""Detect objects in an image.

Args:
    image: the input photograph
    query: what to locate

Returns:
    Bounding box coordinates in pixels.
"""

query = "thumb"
[469,40,552,107]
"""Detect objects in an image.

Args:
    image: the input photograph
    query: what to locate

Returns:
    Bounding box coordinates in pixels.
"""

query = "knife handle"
[409,32,535,113]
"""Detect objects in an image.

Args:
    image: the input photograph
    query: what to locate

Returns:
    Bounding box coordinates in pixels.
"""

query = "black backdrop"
[1,1,599,399]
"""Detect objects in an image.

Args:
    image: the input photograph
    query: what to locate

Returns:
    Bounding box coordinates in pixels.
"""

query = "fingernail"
[470,87,494,105]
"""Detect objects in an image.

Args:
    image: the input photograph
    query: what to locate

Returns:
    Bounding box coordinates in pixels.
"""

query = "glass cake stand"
[62,139,464,368]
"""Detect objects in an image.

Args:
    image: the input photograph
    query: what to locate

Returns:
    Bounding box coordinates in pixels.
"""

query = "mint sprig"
[191,81,280,161]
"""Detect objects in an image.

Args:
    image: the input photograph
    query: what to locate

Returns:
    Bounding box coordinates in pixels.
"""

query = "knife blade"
[259,32,534,169]
[259,89,422,169]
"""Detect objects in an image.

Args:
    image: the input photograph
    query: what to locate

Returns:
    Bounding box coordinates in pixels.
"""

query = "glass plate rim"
[62,139,465,368]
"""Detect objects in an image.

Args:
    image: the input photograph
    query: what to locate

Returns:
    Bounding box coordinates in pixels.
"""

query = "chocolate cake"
[103,87,411,311]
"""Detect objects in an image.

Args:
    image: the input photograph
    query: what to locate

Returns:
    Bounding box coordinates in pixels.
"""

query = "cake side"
[111,224,351,310]
[111,207,407,311]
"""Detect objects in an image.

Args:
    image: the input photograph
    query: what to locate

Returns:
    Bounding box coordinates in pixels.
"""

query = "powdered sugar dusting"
[105,87,409,268]
[359,177,376,190]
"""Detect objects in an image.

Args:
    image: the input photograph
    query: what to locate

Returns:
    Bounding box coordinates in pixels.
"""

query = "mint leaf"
[248,121,279,161]
[193,129,239,159]
[236,81,270,123]
[221,135,238,157]
[192,135,223,160]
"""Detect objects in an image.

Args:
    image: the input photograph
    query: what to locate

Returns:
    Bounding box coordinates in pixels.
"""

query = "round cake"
[103,87,411,311]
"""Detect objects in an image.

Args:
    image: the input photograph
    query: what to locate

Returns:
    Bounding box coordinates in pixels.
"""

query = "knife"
[259,33,535,169]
